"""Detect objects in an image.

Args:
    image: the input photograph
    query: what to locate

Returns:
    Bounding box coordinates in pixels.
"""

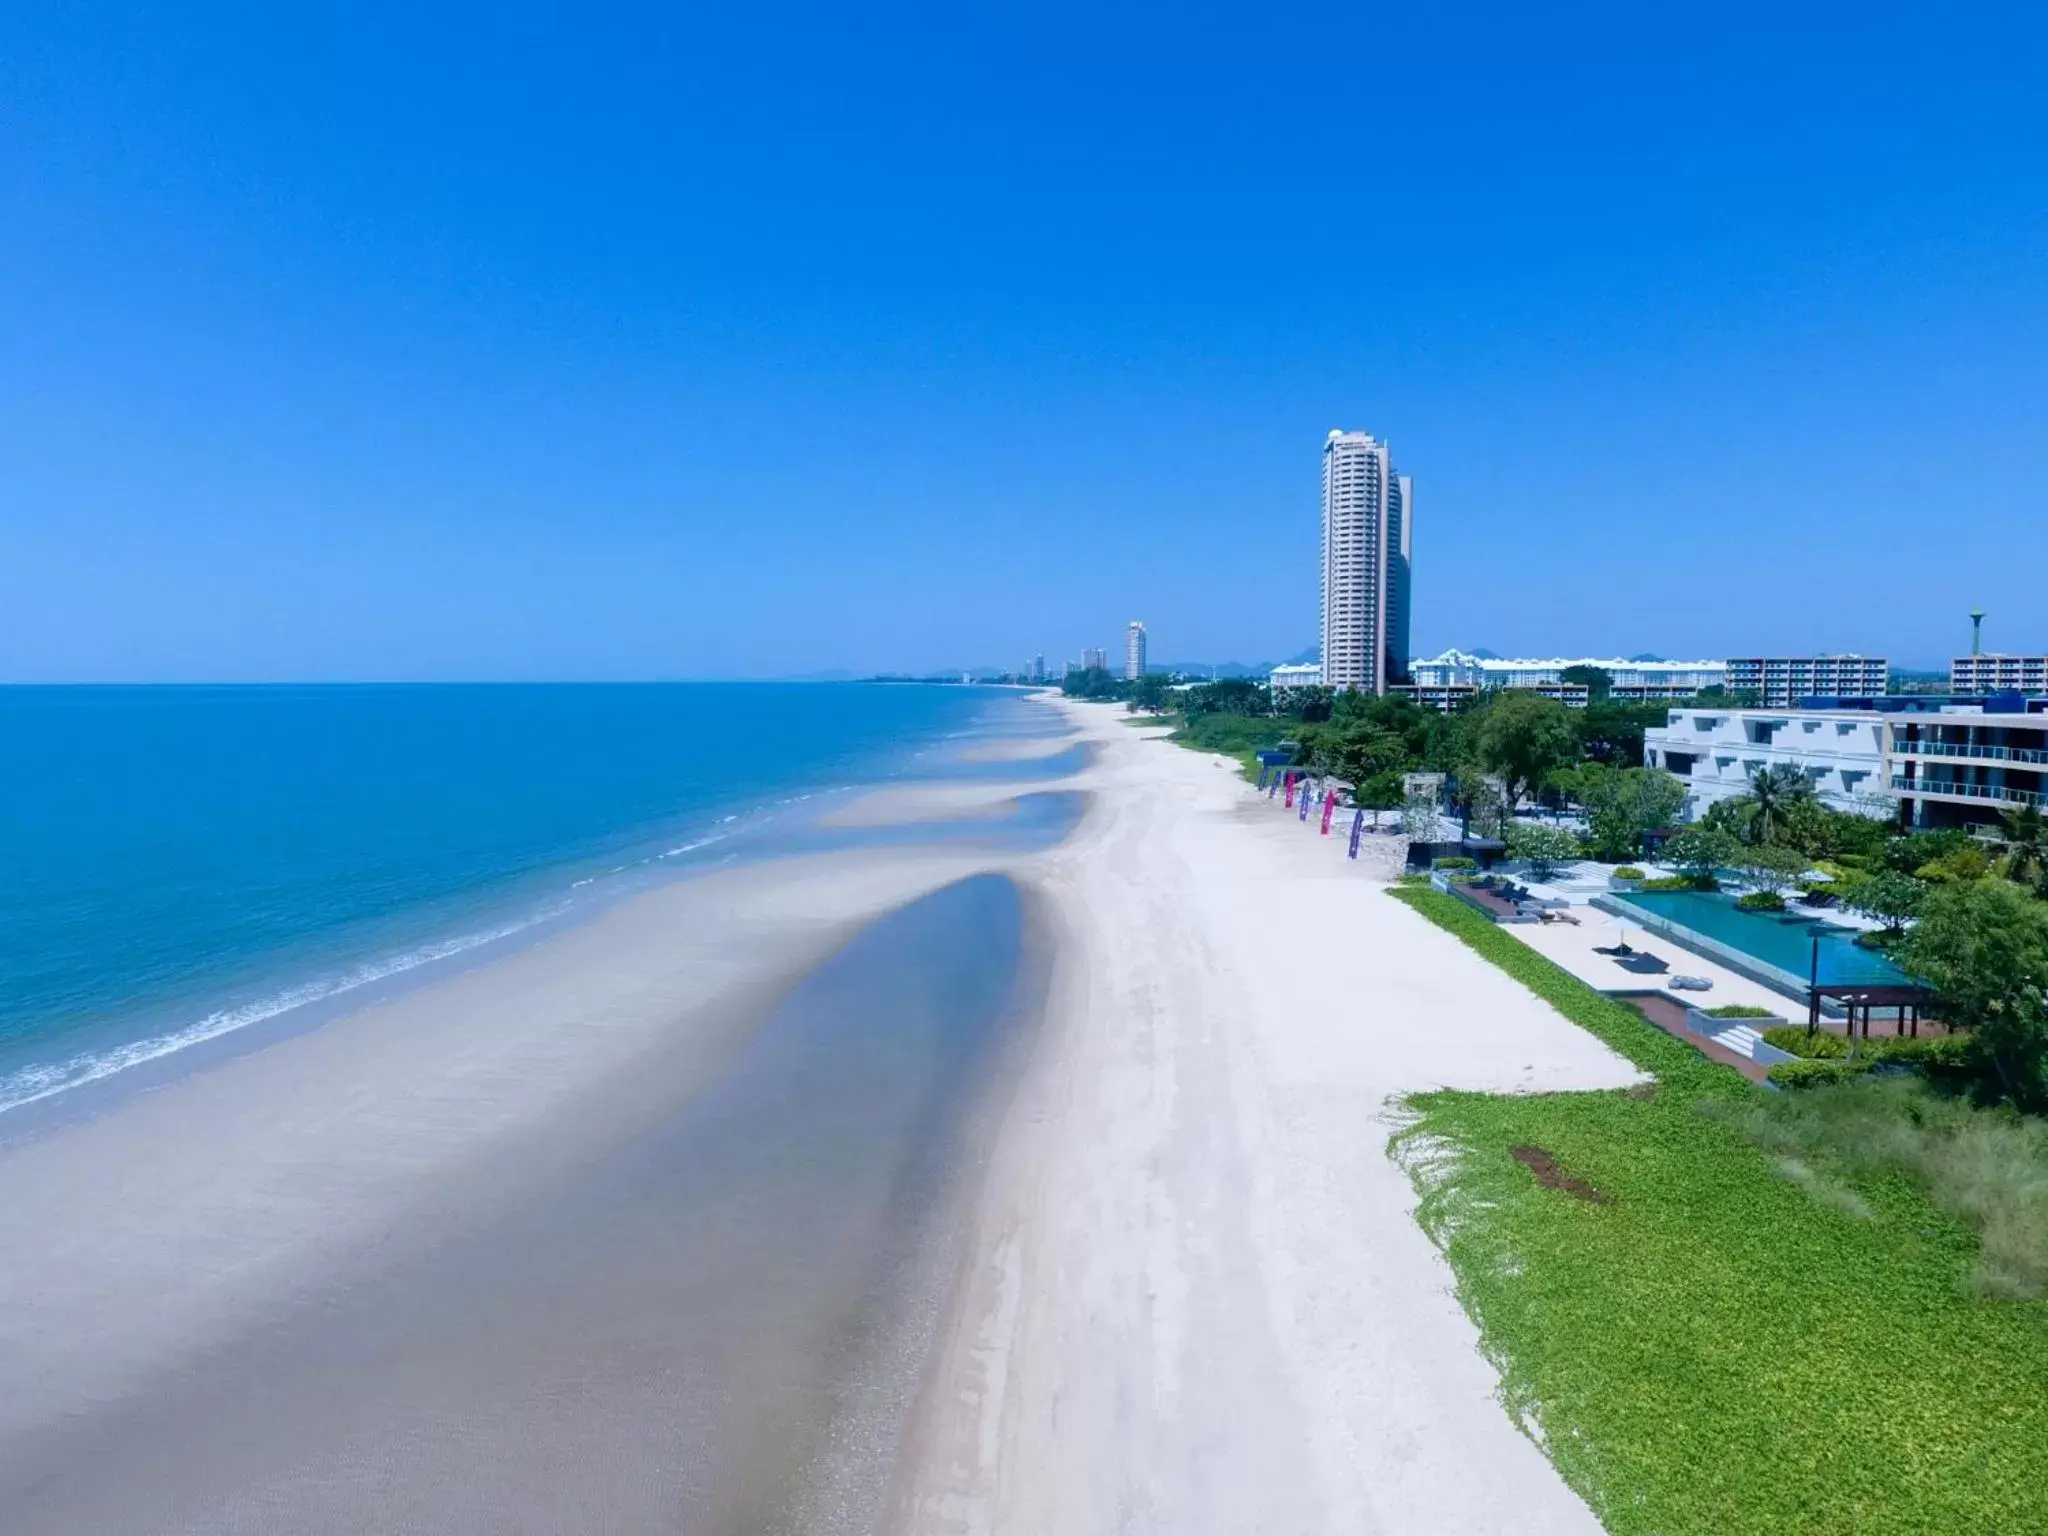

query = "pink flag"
[1320,791,1336,834]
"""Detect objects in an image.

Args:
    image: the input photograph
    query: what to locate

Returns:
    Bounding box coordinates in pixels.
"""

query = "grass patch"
[1387,885,2048,1534]
[1163,711,1290,776]
[1703,1003,1780,1019]
[1708,1076,2048,1300]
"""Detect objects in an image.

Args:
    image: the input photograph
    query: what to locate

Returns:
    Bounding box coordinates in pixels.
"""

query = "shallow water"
[0,683,1036,1115]
[0,873,1040,1535]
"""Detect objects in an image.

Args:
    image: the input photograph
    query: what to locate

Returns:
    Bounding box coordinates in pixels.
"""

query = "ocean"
[0,681,1019,1116]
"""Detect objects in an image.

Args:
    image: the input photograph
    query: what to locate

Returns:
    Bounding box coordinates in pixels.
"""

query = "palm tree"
[1745,764,1816,846]
[1999,803,2047,890]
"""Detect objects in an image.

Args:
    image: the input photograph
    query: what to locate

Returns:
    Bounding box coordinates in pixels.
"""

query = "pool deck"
[1502,880,1932,1042]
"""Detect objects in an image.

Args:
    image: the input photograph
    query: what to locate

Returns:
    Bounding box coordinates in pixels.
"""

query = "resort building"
[1645,706,1891,818]
[1319,430,1412,694]
[1724,655,1889,707]
[1269,662,1324,694]
[1891,702,2048,827]
[1950,654,2048,694]
[1080,646,1108,673]
[1407,649,1725,702]
[1394,680,1589,712]
[1124,621,1147,681]
[1646,697,2048,830]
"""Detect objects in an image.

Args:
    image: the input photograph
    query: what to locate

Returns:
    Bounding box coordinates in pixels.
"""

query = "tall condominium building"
[1080,646,1108,672]
[1725,656,1889,707]
[1124,621,1148,681]
[1320,430,1413,694]
[1951,654,2048,694]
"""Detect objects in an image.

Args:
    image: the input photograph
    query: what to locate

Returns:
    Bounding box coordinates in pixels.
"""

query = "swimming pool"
[1600,889,1910,994]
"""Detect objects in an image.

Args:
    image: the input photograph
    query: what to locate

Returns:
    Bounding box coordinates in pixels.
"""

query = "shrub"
[1640,874,1717,892]
[1506,820,1583,879]
[1765,1026,1851,1059]
[1613,866,1646,881]
[1768,1058,1876,1090]
[1736,891,1787,912]
[1432,855,1478,872]
[1706,1004,1780,1019]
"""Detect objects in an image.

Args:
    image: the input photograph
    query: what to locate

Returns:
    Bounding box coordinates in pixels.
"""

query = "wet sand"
[0,853,1041,1534]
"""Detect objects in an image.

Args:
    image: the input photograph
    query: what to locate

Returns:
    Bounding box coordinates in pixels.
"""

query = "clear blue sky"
[4,2,2043,679]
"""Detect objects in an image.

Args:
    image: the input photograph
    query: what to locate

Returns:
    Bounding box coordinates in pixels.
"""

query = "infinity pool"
[1608,889,1910,990]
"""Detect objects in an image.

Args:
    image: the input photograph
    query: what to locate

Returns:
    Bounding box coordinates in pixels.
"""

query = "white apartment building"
[1725,655,1889,706]
[1124,621,1148,681]
[1951,654,2048,694]
[1080,646,1108,672]
[1409,649,1725,700]
[1269,662,1324,693]
[1644,706,1892,819]
[1320,430,1412,694]
[1646,699,2048,829]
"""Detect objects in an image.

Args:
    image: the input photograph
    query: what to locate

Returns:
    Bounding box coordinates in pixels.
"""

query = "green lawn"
[1387,885,2048,1534]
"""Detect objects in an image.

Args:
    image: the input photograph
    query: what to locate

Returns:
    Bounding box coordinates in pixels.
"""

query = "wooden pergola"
[1807,982,1934,1041]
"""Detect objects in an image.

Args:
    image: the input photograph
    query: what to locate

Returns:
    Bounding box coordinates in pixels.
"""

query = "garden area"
[1389,883,2048,1533]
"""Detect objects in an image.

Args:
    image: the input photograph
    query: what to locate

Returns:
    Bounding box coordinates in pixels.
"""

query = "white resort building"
[1645,699,2048,830]
[1319,430,1412,695]
[1268,662,1324,694]
[1403,650,1725,709]
[1124,621,1147,681]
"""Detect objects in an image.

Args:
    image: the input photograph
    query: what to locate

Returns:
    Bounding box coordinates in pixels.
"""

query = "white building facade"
[1644,705,1892,820]
[1269,662,1324,693]
[1951,655,2048,694]
[1409,649,1725,700]
[1320,430,1412,694]
[1725,656,1889,706]
[1124,621,1148,681]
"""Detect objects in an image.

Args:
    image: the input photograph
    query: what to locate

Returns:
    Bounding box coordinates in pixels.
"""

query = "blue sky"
[3,2,2043,679]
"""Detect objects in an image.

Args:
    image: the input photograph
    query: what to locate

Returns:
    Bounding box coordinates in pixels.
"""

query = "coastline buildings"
[1124,621,1148,680]
[1319,430,1412,695]
[1645,697,2048,829]
[1269,662,1324,694]
[1407,650,1724,705]
[1952,654,2048,694]
[1725,656,1889,707]
[1080,646,1108,673]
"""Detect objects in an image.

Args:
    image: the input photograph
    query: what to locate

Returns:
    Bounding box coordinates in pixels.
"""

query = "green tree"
[1733,842,1809,896]
[1125,673,1173,713]
[1558,664,1614,703]
[1997,804,2048,890]
[1473,692,1579,811]
[1839,869,1928,935]
[1507,820,1583,880]
[1579,766,1688,860]
[1358,769,1408,809]
[1577,699,1676,767]
[1745,764,1819,846]
[1662,825,1739,886]
[1901,879,2048,1110]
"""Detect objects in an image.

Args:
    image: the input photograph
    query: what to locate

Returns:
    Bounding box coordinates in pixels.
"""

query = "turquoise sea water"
[0,683,1011,1113]
[1611,888,1910,989]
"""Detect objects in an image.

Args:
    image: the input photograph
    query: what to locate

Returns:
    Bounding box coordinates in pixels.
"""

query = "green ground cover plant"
[1386,884,2048,1534]
[1703,1003,1779,1018]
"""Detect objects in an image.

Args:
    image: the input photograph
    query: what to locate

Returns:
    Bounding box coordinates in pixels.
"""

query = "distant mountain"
[1283,645,1318,665]
[1628,653,1665,663]
[1467,647,1502,660]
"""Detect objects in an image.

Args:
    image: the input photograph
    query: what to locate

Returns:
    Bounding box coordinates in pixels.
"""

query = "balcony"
[1891,738,2048,766]
[1892,775,2045,809]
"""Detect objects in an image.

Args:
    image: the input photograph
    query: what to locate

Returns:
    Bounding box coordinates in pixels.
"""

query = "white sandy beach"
[0,695,1642,1534]
[886,697,1639,1534]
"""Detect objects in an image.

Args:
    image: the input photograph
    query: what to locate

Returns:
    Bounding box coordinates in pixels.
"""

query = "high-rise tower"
[1320,430,1413,694]
[1124,621,1148,681]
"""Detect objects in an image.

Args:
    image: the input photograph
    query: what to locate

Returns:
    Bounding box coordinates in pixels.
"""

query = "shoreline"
[4,691,1657,1531]
[0,692,1076,1131]
[0,836,1062,1531]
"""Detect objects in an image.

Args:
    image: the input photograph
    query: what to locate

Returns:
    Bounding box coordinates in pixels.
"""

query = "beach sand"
[0,696,1640,1533]
[886,699,1639,1534]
